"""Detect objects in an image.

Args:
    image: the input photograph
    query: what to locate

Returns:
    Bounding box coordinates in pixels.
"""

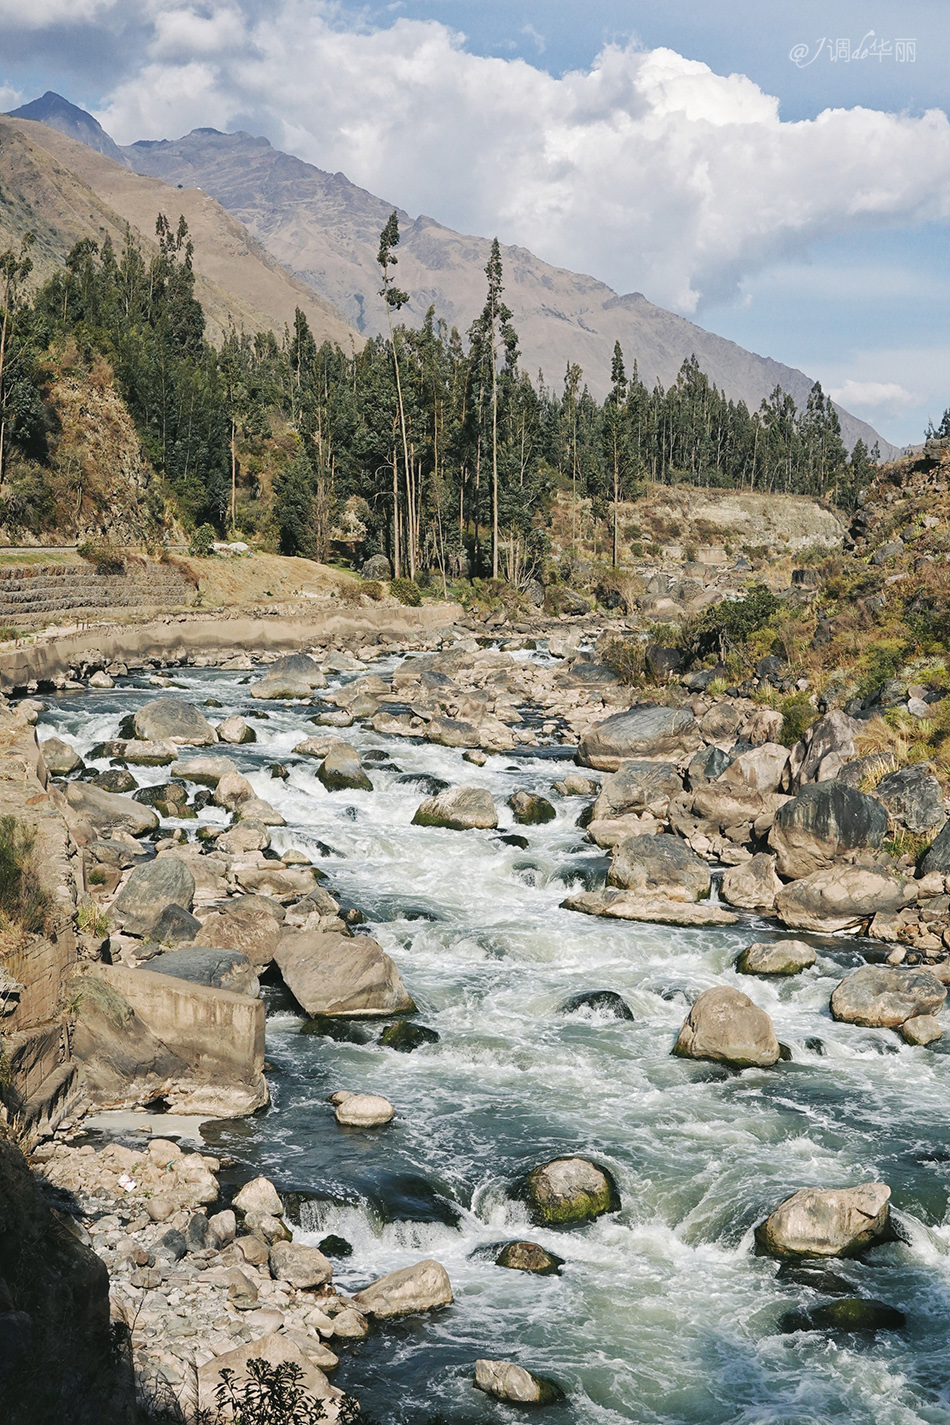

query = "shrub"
[362,580,383,602]
[603,636,645,685]
[77,538,124,575]
[390,576,422,607]
[0,817,50,935]
[779,691,818,747]
[188,524,216,557]
[214,1358,361,1423]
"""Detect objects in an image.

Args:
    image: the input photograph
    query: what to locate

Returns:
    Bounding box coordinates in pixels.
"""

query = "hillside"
[0,118,358,349]
[119,125,894,455]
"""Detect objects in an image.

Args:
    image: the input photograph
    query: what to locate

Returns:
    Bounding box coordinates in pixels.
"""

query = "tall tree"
[0,234,35,483]
[376,212,412,577]
[603,341,628,567]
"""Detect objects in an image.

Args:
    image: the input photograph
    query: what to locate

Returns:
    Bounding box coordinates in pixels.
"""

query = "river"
[37,652,950,1425]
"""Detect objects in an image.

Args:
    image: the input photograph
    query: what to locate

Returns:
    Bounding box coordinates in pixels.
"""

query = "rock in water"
[217,715,256,744]
[830,965,946,1027]
[558,990,634,1020]
[673,986,780,1068]
[754,1184,891,1259]
[591,761,683,820]
[775,865,915,934]
[412,785,498,830]
[147,947,259,997]
[353,1259,453,1318]
[522,1156,618,1226]
[768,782,887,879]
[317,743,373,792]
[333,1092,394,1127]
[780,1297,906,1333]
[474,1360,564,1406]
[378,1021,440,1052]
[233,1177,284,1218]
[40,736,83,775]
[133,698,218,746]
[578,705,700,771]
[508,791,556,825]
[110,857,196,937]
[275,930,415,1017]
[607,833,711,902]
[901,1014,943,1045]
[720,855,783,913]
[269,1241,333,1288]
[737,940,816,977]
[65,781,159,836]
[495,1242,563,1275]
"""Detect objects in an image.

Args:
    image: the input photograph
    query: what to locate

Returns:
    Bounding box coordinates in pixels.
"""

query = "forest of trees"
[0,214,880,581]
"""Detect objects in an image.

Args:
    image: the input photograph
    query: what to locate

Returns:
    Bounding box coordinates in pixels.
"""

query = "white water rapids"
[38,655,950,1425]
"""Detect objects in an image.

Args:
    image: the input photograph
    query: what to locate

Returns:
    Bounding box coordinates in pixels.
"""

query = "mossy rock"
[780,1297,906,1333]
[318,1234,353,1258]
[379,1020,440,1053]
[521,1156,619,1227]
[508,791,557,826]
[495,1241,564,1275]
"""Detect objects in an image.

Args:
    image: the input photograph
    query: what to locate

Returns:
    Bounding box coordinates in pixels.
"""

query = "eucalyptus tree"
[376,211,413,577]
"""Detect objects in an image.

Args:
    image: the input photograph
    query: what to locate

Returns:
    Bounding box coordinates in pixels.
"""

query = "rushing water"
[37,655,950,1425]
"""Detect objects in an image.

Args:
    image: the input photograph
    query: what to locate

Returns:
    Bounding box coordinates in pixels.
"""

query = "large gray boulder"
[147,947,260,997]
[720,854,783,913]
[40,736,83,775]
[755,1184,891,1259]
[133,698,218,746]
[250,653,327,700]
[737,939,816,976]
[193,901,283,967]
[769,782,887,879]
[790,710,862,788]
[578,705,700,771]
[65,781,159,836]
[591,761,683,820]
[873,765,946,836]
[170,755,239,787]
[269,1241,333,1289]
[921,819,950,875]
[110,857,196,937]
[353,1260,453,1318]
[775,866,915,933]
[412,785,498,830]
[563,889,737,927]
[673,986,780,1068]
[719,743,790,794]
[317,743,373,792]
[474,1361,562,1406]
[275,930,415,1017]
[522,1157,617,1226]
[691,781,780,831]
[607,834,710,902]
[830,965,946,1027]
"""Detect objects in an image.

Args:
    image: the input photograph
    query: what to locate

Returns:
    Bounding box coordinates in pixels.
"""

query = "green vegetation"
[77,537,125,574]
[188,523,216,557]
[390,576,422,606]
[0,816,50,935]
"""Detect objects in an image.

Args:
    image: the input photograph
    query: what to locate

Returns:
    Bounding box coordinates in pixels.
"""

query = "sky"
[1,0,948,446]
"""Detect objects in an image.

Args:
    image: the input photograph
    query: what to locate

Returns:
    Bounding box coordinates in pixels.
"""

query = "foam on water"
[38,662,950,1424]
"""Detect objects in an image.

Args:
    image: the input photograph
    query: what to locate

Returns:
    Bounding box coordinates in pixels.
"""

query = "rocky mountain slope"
[5,94,893,454]
[120,126,893,454]
[0,117,357,349]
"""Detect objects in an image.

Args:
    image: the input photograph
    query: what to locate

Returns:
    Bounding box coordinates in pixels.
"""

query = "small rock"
[318,743,373,793]
[208,1209,236,1247]
[508,791,556,825]
[755,1184,891,1259]
[780,1297,906,1333]
[329,1308,370,1340]
[353,1259,453,1318]
[334,1093,394,1127]
[40,737,83,775]
[674,986,780,1068]
[378,1021,440,1052]
[737,940,816,977]
[558,990,633,1020]
[495,1241,563,1275]
[269,1241,333,1289]
[217,716,256,744]
[901,1014,943,1045]
[226,1267,259,1310]
[412,785,498,831]
[831,965,946,1028]
[522,1157,617,1226]
[233,1176,284,1218]
[474,1360,563,1406]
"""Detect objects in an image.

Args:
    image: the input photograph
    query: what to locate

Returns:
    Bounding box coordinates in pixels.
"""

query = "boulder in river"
[216,715,256,745]
[170,755,238,787]
[269,1241,333,1289]
[495,1241,564,1275]
[754,1184,892,1259]
[233,1177,284,1218]
[378,1020,440,1052]
[719,742,790,794]
[317,743,373,792]
[737,940,816,976]
[65,781,159,836]
[110,856,196,937]
[474,1360,564,1406]
[901,1014,943,1045]
[591,761,683,820]
[353,1259,453,1318]
[412,785,498,830]
[780,1297,906,1333]
[275,930,415,1017]
[775,865,915,934]
[508,790,556,825]
[720,854,783,913]
[133,698,217,746]
[193,901,283,967]
[673,986,780,1068]
[607,833,711,902]
[213,769,256,810]
[332,1091,394,1127]
[522,1156,618,1226]
[578,705,700,771]
[250,654,328,700]
[147,947,259,997]
[830,965,946,1027]
[768,782,887,879]
[563,889,738,927]
[558,990,634,1020]
[40,736,83,775]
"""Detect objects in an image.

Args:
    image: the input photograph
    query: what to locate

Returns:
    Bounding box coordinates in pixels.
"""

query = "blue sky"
[1,0,948,446]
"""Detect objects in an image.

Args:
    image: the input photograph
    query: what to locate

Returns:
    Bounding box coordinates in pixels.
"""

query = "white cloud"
[0,0,121,25]
[830,379,918,412]
[44,1,950,314]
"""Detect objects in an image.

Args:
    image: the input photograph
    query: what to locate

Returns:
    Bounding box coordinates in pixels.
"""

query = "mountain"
[0,116,357,350]
[8,90,126,165]
[122,127,895,456]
